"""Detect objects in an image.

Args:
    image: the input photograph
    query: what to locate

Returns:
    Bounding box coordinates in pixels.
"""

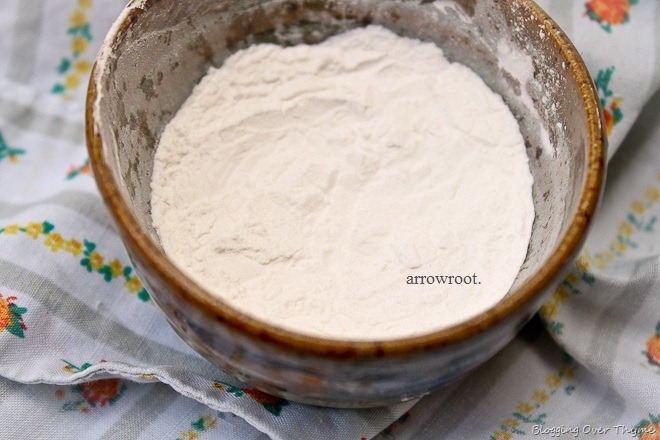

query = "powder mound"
[151,26,535,340]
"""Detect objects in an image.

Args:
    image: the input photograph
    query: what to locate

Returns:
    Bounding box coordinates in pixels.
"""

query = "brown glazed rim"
[86,0,606,359]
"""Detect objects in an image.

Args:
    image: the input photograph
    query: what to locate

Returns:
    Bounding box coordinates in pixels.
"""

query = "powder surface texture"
[151,26,535,340]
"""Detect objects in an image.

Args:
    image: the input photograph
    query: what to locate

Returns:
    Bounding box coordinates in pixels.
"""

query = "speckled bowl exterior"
[86,0,606,407]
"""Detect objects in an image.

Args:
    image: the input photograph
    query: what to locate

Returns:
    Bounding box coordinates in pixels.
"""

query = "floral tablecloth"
[0,1,658,439]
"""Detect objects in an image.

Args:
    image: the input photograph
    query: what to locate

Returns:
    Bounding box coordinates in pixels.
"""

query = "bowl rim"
[86,0,606,359]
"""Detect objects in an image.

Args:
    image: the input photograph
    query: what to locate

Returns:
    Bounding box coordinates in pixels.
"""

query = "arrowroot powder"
[151,26,535,340]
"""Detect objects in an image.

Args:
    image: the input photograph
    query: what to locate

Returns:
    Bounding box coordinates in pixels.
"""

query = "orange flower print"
[61,379,127,412]
[244,388,290,416]
[0,293,27,338]
[594,67,623,136]
[212,381,289,416]
[645,322,660,367]
[585,0,638,32]
[638,423,659,440]
[79,379,124,407]
[60,360,128,412]
[603,97,623,136]
[66,158,91,180]
[634,415,660,440]
[647,335,660,366]
[0,295,10,329]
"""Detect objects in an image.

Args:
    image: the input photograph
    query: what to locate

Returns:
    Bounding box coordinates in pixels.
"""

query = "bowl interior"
[93,0,590,321]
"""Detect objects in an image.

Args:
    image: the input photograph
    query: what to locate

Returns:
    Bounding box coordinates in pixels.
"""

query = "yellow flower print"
[3,224,19,235]
[560,363,575,379]
[205,417,217,429]
[516,401,534,414]
[89,252,104,271]
[492,359,577,440]
[645,186,659,203]
[72,36,89,55]
[70,10,86,27]
[108,259,123,278]
[565,272,579,286]
[53,0,94,99]
[25,222,43,239]
[618,221,633,237]
[1,222,153,304]
[180,432,199,440]
[540,301,557,319]
[502,418,520,428]
[493,431,512,440]
[65,239,83,256]
[45,233,65,252]
[545,374,561,389]
[552,287,569,302]
[125,276,142,293]
[74,59,92,74]
[600,251,614,262]
[531,389,549,404]
[65,74,80,89]
[576,254,590,270]
[631,200,645,215]
[612,240,626,254]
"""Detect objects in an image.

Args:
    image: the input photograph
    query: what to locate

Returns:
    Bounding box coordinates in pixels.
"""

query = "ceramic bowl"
[87,0,606,407]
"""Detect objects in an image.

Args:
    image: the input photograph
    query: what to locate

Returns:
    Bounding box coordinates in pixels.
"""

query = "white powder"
[151,26,535,341]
